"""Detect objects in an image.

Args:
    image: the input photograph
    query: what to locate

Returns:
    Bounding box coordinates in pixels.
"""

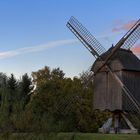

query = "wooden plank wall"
[122,70,140,111]
[93,71,122,111]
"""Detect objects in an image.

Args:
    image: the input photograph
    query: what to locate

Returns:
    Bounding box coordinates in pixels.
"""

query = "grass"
[0,132,139,140]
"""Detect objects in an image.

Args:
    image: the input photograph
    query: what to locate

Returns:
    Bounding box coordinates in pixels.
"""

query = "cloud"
[131,44,140,53]
[112,20,137,32]
[0,51,18,58]
[0,39,78,59]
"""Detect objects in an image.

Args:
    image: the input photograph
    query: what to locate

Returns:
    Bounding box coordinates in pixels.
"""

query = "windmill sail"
[67,16,106,58]
[121,19,140,49]
[122,90,140,128]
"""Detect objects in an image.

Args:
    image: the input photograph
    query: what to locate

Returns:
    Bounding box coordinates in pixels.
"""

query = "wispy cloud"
[0,39,78,59]
[112,20,137,32]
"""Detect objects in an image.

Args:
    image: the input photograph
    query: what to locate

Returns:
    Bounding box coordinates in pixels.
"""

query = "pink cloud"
[113,20,122,26]
[122,20,137,30]
[131,44,140,53]
[112,27,121,32]
[112,20,137,32]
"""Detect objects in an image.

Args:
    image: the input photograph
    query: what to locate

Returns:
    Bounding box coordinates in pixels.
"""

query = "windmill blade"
[67,16,106,58]
[121,19,140,49]
[95,19,140,74]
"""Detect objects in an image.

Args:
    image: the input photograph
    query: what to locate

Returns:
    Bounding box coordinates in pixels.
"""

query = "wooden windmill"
[67,17,140,133]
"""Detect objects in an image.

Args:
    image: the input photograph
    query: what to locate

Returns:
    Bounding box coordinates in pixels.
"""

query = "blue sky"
[0,0,139,78]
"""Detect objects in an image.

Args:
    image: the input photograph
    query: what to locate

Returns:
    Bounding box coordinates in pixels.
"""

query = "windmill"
[67,17,140,134]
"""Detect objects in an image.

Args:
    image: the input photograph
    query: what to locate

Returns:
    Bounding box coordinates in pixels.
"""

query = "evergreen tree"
[7,74,18,115]
[8,74,17,90]
[19,73,33,108]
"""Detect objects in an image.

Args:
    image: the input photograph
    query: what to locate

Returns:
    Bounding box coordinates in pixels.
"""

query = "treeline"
[0,66,109,133]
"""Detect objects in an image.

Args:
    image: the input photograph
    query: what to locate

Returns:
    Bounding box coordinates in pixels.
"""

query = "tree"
[6,74,18,115]
[7,74,17,90]
[29,66,98,132]
[19,73,33,108]
[0,73,8,88]
[0,74,18,131]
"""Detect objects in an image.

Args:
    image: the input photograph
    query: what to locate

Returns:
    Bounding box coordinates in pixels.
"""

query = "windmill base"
[99,128,138,134]
[98,111,138,134]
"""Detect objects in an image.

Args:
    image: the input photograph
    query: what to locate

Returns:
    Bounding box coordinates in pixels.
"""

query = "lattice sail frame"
[67,16,106,58]
[121,19,140,49]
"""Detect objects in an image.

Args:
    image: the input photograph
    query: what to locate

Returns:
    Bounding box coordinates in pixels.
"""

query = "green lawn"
[0,132,140,140]
[57,133,140,140]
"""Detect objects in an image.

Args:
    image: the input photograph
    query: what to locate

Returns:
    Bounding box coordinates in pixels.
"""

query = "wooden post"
[114,112,121,134]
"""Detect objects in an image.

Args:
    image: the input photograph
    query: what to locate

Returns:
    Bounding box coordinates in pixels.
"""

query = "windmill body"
[92,48,140,111]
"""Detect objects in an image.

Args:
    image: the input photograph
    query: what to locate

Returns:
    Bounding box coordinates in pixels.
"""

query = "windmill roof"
[92,47,140,72]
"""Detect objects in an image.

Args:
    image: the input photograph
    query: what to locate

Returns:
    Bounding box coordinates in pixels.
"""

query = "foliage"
[0,66,111,133]
[26,66,109,132]
[0,73,32,132]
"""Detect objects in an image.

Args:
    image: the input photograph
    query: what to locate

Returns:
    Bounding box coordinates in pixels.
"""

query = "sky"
[0,0,139,78]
